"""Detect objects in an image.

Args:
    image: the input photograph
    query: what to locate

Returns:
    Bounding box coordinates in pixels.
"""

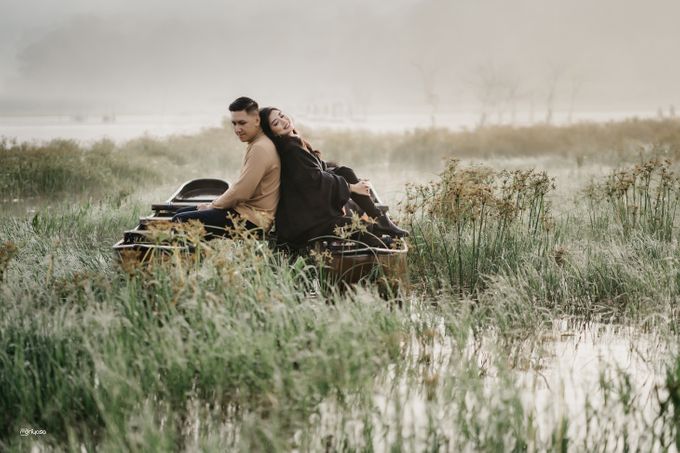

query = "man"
[172,97,280,238]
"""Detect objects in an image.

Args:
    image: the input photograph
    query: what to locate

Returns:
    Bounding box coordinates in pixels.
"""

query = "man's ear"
[254,115,261,126]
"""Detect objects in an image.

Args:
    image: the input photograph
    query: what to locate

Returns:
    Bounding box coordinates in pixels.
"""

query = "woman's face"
[268,109,295,136]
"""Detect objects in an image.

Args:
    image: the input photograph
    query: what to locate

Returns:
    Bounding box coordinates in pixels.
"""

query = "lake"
[0,110,661,144]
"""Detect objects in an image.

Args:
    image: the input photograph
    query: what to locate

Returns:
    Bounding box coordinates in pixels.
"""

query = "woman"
[259,106,408,247]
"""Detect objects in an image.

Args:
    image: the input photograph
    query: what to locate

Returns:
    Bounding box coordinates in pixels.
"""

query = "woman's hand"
[350,180,372,196]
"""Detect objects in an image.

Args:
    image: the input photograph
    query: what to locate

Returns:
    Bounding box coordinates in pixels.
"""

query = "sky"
[1,0,679,115]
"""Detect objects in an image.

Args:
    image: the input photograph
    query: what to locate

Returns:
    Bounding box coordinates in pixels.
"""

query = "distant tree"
[567,74,585,124]
[544,65,564,125]
[468,63,522,128]
[508,84,520,125]
[468,63,503,128]
[412,62,440,128]
[500,74,521,125]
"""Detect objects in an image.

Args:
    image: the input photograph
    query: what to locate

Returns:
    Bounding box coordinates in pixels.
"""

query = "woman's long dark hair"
[258,107,280,145]
[259,107,322,158]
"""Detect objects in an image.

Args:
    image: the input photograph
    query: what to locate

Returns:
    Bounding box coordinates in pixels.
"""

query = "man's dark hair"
[229,97,259,114]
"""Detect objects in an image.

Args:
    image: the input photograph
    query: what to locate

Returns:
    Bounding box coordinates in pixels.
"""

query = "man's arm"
[210,145,271,209]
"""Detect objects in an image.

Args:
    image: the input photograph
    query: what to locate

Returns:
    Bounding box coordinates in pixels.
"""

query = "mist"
[1,0,679,116]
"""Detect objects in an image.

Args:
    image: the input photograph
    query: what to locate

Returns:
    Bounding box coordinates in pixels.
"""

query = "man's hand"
[196,203,213,211]
[350,180,372,196]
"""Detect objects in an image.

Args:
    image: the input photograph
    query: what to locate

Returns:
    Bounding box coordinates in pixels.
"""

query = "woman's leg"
[331,166,382,218]
[328,215,387,248]
[332,166,409,237]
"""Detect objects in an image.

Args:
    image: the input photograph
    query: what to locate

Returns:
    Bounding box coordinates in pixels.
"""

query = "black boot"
[358,229,391,248]
[374,214,409,237]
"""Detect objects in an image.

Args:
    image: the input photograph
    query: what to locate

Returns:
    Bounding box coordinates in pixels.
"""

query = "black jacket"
[275,137,350,245]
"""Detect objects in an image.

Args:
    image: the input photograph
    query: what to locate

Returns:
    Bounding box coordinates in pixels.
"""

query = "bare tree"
[412,61,440,128]
[467,63,503,128]
[467,63,523,128]
[544,65,563,125]
[500,74,521,125]
[567,74,585,124]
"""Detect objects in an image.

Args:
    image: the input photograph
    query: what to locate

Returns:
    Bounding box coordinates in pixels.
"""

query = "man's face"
[230,110,261,142]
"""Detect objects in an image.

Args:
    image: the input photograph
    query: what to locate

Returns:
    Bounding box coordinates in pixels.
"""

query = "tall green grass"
[0,138,152,200]
[0,211,406,450]
[586,158,680,241]
[0,211,676,451]
[404,159,556,294]
[2,121,680,450]
[659,354,680,451]
[401,157,680,323]
[0,127,243,202]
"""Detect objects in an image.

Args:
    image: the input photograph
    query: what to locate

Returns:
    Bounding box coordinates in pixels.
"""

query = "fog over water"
[1,0,679,117]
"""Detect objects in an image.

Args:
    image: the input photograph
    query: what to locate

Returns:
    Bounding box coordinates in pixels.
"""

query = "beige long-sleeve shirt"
[211,132,280,231]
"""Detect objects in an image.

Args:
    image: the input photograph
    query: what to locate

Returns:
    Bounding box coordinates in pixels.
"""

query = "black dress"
[275,137,351,246]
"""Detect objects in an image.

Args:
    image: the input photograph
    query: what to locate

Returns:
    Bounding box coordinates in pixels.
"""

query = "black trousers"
[171,206,260,239]
[321,166,388,246]
[326,214,389,247]
[330,166,382,218]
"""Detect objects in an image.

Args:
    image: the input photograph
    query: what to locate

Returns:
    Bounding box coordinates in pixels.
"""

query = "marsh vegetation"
[2,119,680,451]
